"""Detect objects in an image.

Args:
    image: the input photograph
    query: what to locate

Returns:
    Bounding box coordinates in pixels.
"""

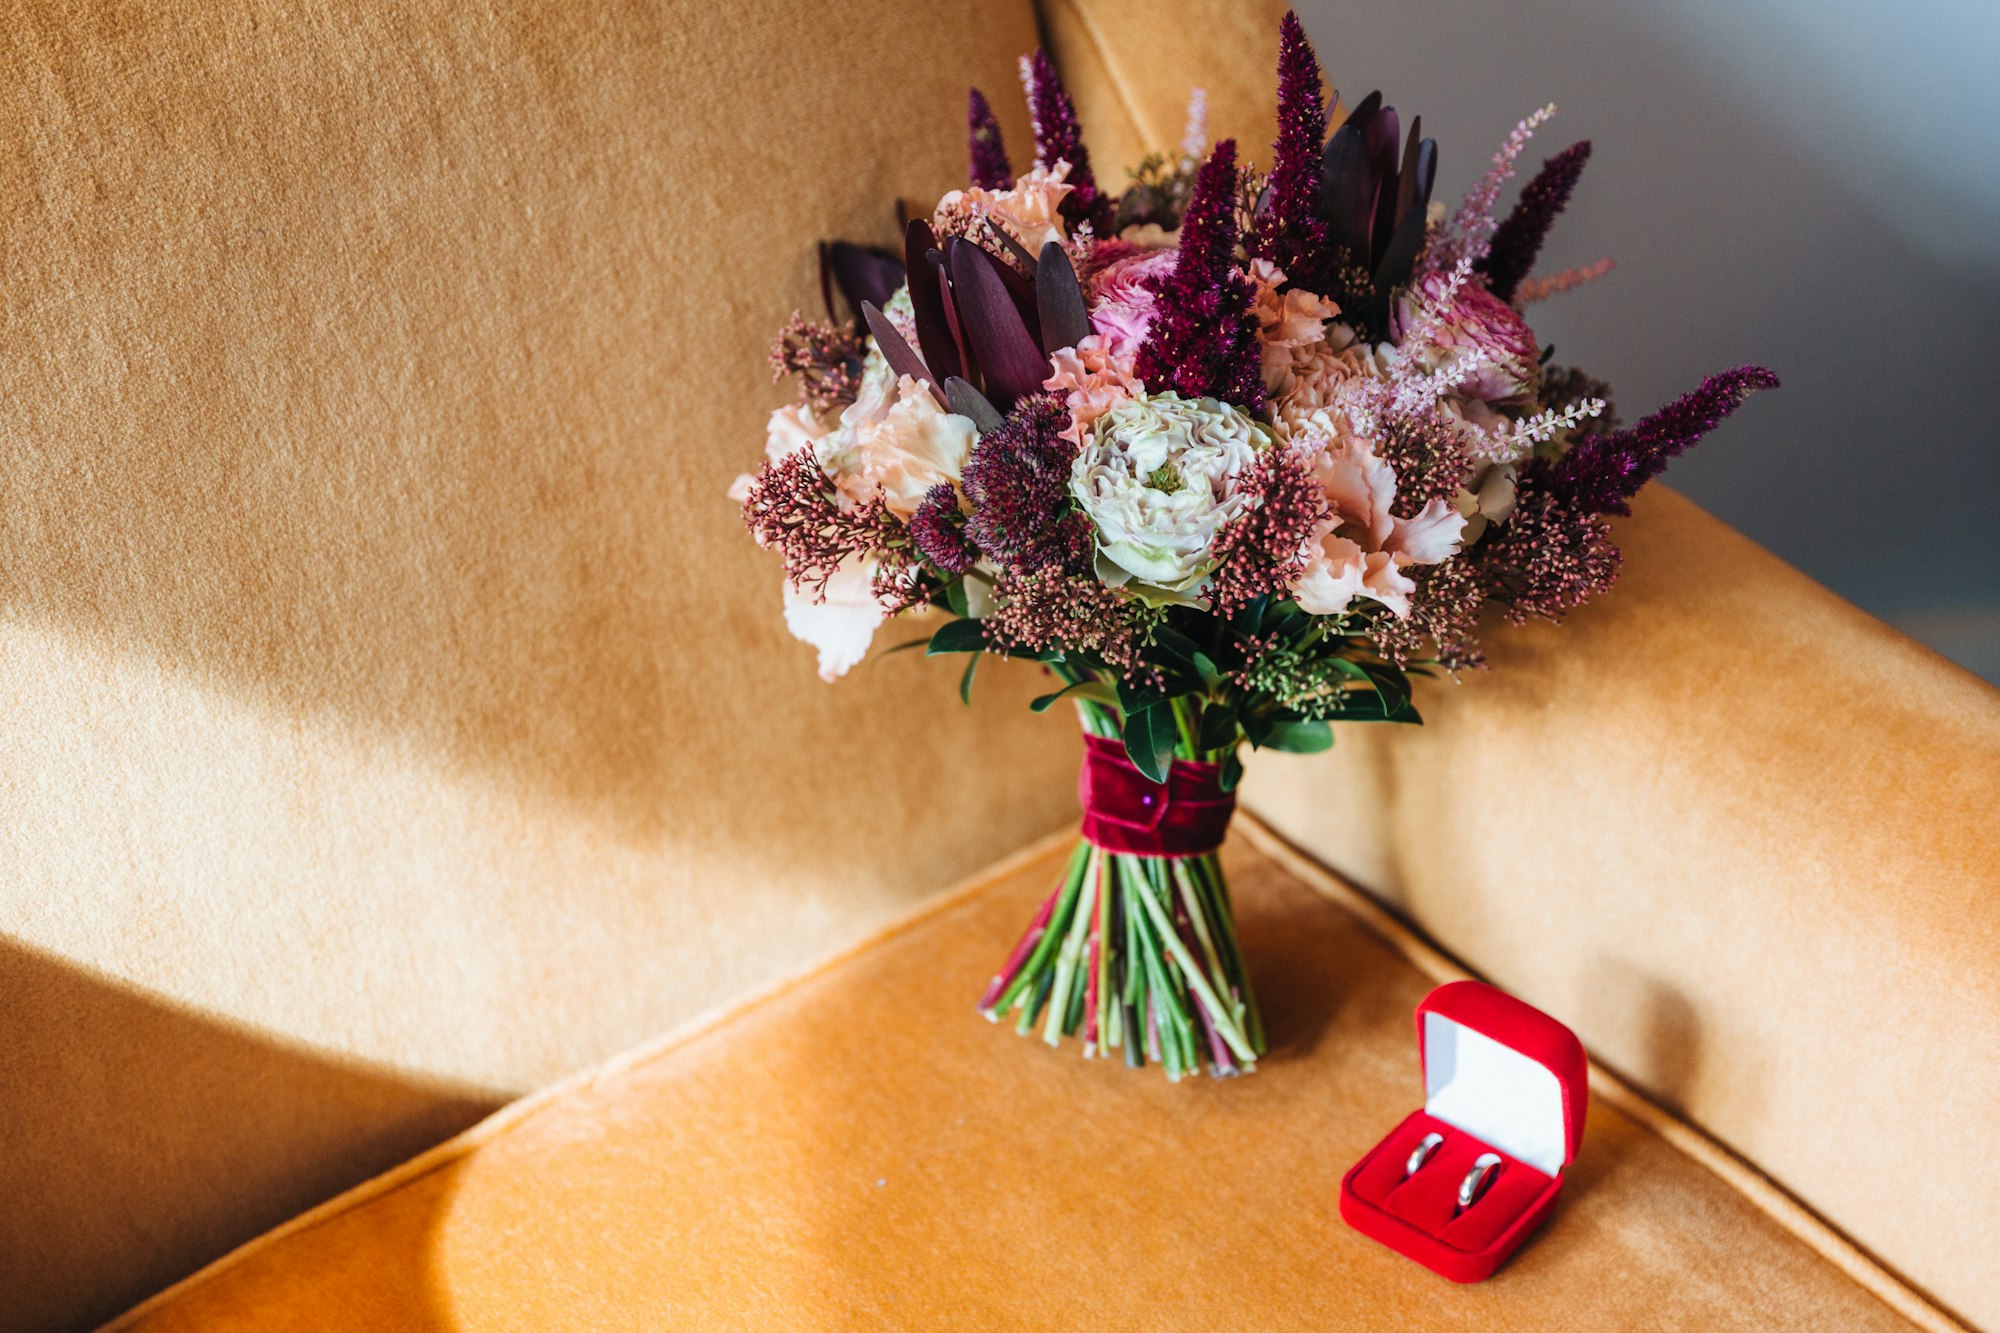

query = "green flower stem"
[995,843,1088,1028]
[1042,846,1101,1048]
[976,710,1265,1079]
[1131,865,1257,1064]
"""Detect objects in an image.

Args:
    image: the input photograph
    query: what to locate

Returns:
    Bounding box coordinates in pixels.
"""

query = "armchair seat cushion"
[108,836,1918,1331]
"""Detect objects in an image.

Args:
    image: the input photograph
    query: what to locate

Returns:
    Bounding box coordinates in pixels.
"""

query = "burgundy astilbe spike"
[908,484,979,575]
[961,392,1092,572]
[1477,140,1591,303]
[1205,445,1327,617]
[1134,140,1266,410]
[1021,49,1100,218]
[967,88,1013,190]
[1251,11,1330,279]
[1546,366,1779,516]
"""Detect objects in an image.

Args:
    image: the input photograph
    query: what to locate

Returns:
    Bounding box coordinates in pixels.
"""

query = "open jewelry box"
[1340,979,1590,1282]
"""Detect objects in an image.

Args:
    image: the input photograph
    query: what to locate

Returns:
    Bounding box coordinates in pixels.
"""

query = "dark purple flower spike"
[968,88,1012,189]
[1478,141,1592,303]
[1251,10,1330,280]
[1135,139,1265,410]
[1544,366,1781,516]
[1022,48,1103,226]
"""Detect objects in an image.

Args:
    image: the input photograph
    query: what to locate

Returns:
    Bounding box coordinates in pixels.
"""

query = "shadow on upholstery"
[0,0,1083,1325]
[104,840,1919,1331]
[0,938,495,1333]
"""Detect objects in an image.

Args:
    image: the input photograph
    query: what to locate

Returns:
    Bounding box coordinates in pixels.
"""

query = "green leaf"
[1029,680,1119,713]
[1218,750,1244,792]
[1191,650,1222,691]
[925,619,987,655]
[944,579,971,618]
[1234,594,1272,635]
[1122,704,1176,784]
[1115,675,1170,716]
[1150,625,1203,671]
[1323,692,1424,725]
[958,652,979,705]
[1196,701,1239,752]
[1356,661,1413,713]
[1261,719,1334,753]
[1240,708,1275,749]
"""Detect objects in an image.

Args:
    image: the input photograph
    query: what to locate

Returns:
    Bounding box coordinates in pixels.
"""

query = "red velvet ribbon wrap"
[1077,733,1236,858]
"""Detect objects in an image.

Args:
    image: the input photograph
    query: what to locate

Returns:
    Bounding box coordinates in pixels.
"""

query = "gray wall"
[1297,0,2000,681]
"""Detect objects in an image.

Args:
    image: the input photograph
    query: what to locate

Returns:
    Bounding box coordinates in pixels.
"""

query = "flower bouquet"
[735,14,1773,1080]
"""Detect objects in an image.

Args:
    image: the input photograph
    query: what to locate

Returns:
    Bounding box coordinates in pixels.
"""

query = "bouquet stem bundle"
[979,702,1264,1079]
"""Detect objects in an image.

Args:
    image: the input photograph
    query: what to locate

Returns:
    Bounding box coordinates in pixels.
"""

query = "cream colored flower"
[782,557,887,682]
[815,374,976,518]
[729,402,833,503]
[1070,391,1265,593]
[1269,325,1379,435]
[1246,259,1343,393]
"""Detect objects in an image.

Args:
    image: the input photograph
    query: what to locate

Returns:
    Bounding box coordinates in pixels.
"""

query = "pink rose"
[1086,247,1178,361]
[1044,335,1139,445]
[1397,269,1541,403]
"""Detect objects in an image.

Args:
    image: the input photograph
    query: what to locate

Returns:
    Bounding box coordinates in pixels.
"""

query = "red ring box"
[1339,979,1589,1282]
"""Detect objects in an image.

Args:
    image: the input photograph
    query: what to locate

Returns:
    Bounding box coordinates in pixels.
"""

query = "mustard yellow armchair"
[3,1,1993,1329]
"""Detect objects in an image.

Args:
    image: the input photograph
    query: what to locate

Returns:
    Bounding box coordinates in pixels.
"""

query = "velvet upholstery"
[1055,4,2000,1323]
[6,0,1994,1325]
[1241,487,2000,1326]
[106,839,1919,1332]
[0,1,1077,1327]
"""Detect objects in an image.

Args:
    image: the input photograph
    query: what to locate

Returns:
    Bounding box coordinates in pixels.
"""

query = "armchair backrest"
[0,2,1076,1326]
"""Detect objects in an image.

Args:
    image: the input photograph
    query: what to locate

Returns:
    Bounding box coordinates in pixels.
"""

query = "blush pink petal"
[1389,497,1470,565]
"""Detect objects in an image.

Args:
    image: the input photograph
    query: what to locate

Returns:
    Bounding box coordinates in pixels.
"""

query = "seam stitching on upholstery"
[1233,810,1972,1333]
[96,824,1081,1330]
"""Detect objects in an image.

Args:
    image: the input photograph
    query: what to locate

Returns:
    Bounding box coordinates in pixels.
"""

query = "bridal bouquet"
[735,14,1773,1080]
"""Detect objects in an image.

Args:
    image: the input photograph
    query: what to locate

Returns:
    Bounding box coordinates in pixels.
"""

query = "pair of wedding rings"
[1404,1132,1503,1213]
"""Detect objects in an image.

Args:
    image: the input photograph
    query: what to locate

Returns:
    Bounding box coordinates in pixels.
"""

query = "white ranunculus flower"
[1070,391,1266,593]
